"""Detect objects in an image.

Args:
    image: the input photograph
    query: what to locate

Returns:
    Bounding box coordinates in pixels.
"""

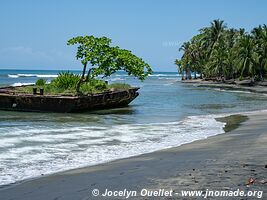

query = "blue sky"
[0,0,267,72]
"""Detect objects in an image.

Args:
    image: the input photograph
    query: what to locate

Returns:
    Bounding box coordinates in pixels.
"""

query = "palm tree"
[207,46,227,79]
[223,28,239,79]
[175,59,185,80]
[237,35,257,81]
[259,25,267,79]
[179,42,192,79]
[252,25,267,80]
[175,20,267,81]
[187,35,206,79]
[201,19,227,58]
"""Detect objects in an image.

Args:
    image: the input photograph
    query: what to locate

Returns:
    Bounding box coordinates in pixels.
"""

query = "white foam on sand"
[0,114,226,186]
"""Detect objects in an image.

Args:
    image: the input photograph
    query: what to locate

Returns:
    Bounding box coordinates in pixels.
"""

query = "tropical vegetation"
[67,35,152,93]
[175,19,267,83]
[14,35,152,95]
[14,72,132,95]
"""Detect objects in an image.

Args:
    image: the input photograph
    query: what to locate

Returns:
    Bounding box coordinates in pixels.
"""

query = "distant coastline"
[182,78,267,94]
[0,68,178,73]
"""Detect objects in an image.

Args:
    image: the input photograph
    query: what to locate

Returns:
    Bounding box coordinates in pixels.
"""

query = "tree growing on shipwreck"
[67,36,152,93]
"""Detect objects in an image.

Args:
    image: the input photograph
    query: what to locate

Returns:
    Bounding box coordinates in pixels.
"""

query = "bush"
[14,72,132,95]
[89,79,107,90]
[51,72,80,90]
[35,79,46,86]
[80,79,108,94]
[46,72,109,94]
[108,83,131,90]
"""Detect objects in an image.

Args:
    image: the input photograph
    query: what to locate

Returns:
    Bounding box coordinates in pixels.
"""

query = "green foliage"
[13,72,129,95]
[236,35,257,79]
[35,79,46,86]
[14,85,35,94]
[67,36,112,69]
[89,79,108,90]
[108,83,131,90]
[175,19,267,81]
[50,72,80,90]
[67,35,152,92]
[80,79,108,94]
[93,47,152,81]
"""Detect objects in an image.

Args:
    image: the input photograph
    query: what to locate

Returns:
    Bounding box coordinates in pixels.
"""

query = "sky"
[0,0,267,72]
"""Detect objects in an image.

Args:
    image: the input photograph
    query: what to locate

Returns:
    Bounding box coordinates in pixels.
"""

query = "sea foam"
[0,114,225,186]
[8,74,58,78]
[11,82,35,87]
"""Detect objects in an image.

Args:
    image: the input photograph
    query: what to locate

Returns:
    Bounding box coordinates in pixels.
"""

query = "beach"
[3,70,267,186]
[0,111,266,200]
[1,70,267,199]
[1,1,267,199]
[182,79,267,94]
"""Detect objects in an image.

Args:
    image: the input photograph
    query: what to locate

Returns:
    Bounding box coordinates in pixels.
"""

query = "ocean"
[1,69,267,186]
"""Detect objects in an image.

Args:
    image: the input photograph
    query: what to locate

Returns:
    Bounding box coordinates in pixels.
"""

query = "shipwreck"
[0,86,139,113]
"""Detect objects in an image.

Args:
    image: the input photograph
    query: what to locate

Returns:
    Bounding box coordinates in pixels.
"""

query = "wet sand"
[0,112,266,200]
[182,79,267,94]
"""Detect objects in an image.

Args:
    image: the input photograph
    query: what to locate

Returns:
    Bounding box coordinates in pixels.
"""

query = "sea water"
[1,69,267,186]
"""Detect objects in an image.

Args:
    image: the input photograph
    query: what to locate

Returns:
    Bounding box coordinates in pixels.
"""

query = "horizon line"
[0,68,178,73]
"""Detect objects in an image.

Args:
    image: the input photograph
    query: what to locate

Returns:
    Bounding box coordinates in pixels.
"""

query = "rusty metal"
[0,87,139,113]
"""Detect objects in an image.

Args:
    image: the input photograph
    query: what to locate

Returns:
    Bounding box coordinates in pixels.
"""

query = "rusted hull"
[0,88,139,113]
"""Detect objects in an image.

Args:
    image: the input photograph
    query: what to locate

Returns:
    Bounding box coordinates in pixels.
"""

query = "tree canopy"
[175,19,267,82]
[67,36,152,92]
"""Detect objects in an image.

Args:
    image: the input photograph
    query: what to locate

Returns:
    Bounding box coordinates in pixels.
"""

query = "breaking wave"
[8,74,58,78]
[0,114,226,186]
[11,82,35,87]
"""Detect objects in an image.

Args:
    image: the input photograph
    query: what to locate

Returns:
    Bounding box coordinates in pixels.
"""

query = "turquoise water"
[1,69,267,186]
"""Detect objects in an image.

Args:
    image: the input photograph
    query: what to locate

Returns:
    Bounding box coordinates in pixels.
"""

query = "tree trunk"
[186,67,192,80]
[251,75,255,83]
[76,63,87,93]
[181,71,185,80]
[259,68,263,81]
[81,63,87,79]
[85,68,94,82]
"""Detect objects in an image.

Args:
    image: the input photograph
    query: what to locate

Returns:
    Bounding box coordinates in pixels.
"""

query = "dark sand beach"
[182,79,267,94]
[1,1,267,199]
[0,112,266,200]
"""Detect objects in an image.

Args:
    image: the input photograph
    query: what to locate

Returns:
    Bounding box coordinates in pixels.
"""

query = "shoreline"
[0,110,266,199]
[182,79,267,94]
[0,112,227,188]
